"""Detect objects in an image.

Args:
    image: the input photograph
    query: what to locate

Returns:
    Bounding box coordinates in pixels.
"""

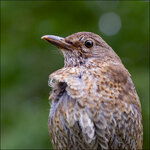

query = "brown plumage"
[41,32,143,150]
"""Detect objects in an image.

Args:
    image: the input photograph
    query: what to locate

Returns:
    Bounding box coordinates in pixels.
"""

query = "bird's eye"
[85,40,93,48]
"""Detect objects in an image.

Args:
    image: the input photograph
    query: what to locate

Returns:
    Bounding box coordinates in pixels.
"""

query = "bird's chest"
[49,91,97,149]
[48,77,97,149]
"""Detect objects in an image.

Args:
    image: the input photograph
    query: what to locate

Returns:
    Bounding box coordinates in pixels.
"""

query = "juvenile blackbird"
[41,32,143,150]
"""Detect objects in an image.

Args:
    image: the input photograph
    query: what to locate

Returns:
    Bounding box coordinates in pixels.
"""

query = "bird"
[41,32,143,150]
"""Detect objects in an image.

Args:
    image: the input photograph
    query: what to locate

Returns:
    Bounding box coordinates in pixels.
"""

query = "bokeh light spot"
[99,12,122,36]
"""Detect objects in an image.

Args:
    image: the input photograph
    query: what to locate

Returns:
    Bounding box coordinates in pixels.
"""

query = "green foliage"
[1,1,149,149]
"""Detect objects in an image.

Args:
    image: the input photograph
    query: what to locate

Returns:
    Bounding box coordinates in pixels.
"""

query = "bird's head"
[41,32,121,67]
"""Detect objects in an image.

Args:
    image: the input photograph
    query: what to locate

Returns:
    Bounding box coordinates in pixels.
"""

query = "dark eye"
[85,40,93,48]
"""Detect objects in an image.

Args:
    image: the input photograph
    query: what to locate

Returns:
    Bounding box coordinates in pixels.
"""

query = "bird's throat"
[62,50,86,67]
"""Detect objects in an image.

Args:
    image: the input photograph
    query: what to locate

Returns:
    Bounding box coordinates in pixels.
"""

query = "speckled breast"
[48,64,143,150]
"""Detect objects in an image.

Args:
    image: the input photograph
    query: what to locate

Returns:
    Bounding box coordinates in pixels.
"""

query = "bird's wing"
[49,67,98,149]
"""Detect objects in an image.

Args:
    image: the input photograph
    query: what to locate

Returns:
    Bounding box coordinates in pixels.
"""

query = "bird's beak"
[41,35,72,50]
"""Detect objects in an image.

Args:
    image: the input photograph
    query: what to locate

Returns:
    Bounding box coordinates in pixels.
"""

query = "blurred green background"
[1,1,149,149]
